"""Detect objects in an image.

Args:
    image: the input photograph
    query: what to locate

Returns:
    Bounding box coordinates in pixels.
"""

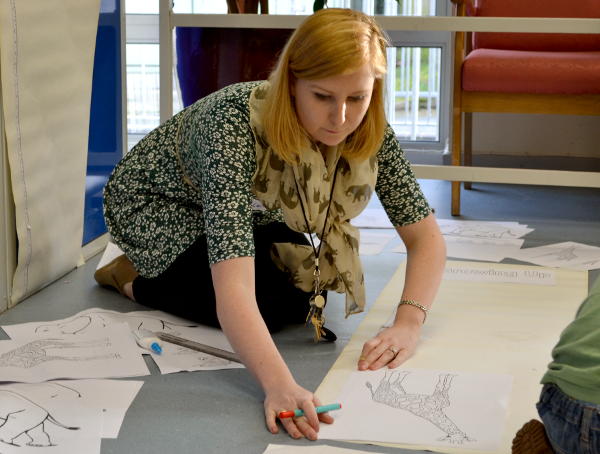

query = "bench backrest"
[471,0,600,52]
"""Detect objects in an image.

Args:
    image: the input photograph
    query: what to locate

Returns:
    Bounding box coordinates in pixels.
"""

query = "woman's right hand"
[264,381,334,440]
[212,259,335,440]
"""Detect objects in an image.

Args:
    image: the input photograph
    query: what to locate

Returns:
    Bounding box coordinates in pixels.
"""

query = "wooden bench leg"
[463,112,472,190]
[451,106,463,216]
[451,181,461,216]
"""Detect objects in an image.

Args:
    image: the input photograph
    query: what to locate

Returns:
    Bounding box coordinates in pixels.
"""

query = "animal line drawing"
[533,245,579,262]
[0,389,79,447]
[439,223,520,239]
[0,338,119,369]
[366,370,473,445]
[579,258,600,268]
[32,310,197,336]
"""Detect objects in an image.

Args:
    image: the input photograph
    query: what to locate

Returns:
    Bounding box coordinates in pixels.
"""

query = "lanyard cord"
[292,161,340,280]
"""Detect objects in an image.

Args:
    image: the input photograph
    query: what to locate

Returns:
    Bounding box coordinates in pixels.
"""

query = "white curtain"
[0,0,100,306]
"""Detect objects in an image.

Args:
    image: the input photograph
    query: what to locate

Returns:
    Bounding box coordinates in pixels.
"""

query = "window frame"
[358,0,451,155]
[82,0,127,251]
[125,13,160,147]
[387,29,452,154]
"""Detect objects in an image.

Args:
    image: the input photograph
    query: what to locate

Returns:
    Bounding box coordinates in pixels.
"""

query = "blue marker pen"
[134,329,163,355]
[278,403,342,419]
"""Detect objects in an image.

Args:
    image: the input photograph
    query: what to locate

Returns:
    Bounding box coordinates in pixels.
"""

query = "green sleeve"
[375,125,432,226]
[179,93,258,265]
[541,275,600,405]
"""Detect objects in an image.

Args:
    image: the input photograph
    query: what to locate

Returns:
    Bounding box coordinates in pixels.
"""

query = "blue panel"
[84,0,122,244]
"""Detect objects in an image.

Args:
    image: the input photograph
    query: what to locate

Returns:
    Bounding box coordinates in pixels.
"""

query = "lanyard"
[292,160,339,341]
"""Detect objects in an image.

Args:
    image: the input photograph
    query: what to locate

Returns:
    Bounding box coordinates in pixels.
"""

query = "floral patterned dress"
[103,81,431,278]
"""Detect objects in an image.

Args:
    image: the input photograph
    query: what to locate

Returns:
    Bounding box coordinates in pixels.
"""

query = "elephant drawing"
[33,310,197,336]
[0,390,79,447]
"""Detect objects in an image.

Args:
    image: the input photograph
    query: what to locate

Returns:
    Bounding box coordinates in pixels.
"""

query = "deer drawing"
[366,370,473,444]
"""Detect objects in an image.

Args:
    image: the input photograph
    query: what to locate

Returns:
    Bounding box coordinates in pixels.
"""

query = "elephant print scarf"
[249,81,377,317]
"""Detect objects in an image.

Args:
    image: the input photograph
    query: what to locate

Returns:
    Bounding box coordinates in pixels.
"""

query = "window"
[126,0,158,14]
[125,0,450,152]
[125,1,160,148]
[387,46,441,142]
[126,43,160,143]
[381,0,450,152]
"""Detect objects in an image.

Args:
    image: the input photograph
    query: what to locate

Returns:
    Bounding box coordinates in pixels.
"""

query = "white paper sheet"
[443,263,555,285]
[359,231,395,256]
[0,384,102,453]
[145,322,244,373]
[152,341,244,374]
[0,323,149,383]
[166,324,234,351]
[393,236,525,262]
[1,308,199,340]
[509,241,600,270]
[436,219,532,239]
[381,264,555,325]
[316,260,587,453]
[320,369,512,451]
[2,308,244,373]
[95,242,124,270]
[1,379,142,439]
[57,379,142,438]
[391,219,531,262]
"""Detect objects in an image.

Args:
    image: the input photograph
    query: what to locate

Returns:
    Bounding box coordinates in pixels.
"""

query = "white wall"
[473,114,600,158]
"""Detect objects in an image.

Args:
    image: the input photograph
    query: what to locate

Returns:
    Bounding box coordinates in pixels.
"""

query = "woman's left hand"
[357,321,421,371]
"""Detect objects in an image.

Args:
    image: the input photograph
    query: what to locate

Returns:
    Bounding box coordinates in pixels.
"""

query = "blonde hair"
[262,8,389,163]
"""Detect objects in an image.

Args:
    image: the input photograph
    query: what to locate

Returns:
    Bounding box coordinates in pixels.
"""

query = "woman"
[95,8,446,440]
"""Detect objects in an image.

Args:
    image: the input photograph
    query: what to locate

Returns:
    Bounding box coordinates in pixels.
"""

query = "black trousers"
[132,223,313,332]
